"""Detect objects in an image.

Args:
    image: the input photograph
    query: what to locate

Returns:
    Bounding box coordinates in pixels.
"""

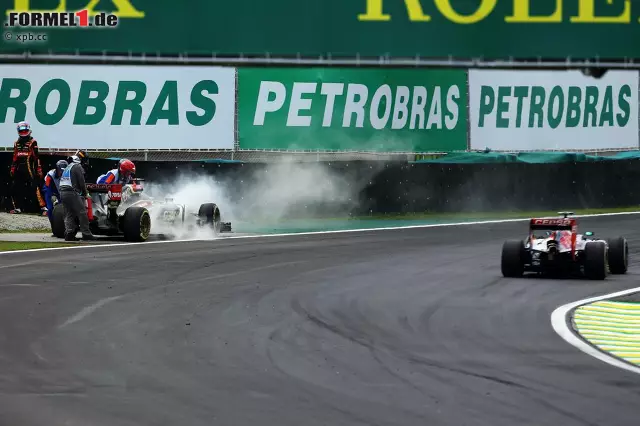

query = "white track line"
[2,210,640,256]
[551,287,640,375]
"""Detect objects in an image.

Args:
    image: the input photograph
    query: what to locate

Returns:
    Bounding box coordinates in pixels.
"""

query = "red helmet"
[119,159,136,179]
[17,121,31,137]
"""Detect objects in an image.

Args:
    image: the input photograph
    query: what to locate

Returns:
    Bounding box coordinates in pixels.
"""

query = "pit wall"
[0,65,638,153]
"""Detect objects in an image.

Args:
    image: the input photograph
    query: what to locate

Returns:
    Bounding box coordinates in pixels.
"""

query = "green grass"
[0,241,79,252]
[354,206,640,221]
[234,206,640,234]
[248,206,640,223]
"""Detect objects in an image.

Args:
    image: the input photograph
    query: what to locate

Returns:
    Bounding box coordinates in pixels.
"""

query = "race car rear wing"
[529,218,578,260]
[529,218,576,231]
[86,183,122,193]
[87,181,143,194]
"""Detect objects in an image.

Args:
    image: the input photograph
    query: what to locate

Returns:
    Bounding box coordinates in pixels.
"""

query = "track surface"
[1,216,640,425]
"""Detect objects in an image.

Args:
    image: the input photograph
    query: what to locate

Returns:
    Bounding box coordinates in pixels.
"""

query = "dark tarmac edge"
[0,215,639,425]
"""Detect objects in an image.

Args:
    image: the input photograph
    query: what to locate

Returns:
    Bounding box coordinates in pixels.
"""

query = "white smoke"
[234,159,360,222]
[139,174,234,240]
[134,159,364,240]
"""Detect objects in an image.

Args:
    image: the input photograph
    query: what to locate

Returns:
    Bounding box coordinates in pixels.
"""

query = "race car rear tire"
[198,203,221,234]
[584,241,607,280]
[51,203,67,238]
[501,240,525,278]
[607,236,628,274]
[122,206,151,242]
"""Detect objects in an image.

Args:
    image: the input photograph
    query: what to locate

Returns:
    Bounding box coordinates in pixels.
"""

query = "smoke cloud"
[232,160,361,221]
[137,159,373,240]
[140,174,234,240]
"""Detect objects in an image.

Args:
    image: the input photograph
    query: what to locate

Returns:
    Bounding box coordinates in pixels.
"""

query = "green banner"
[237,68,467,152]
[2,1,639,60]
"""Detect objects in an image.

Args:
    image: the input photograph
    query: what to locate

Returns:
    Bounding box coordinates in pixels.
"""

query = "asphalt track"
[1,215,640,425]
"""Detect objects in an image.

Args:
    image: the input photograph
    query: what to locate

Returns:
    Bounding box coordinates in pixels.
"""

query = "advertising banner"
[237,68,467,152]
[0,64,236,150]
[469,70,639,151]
[2,1,639,61]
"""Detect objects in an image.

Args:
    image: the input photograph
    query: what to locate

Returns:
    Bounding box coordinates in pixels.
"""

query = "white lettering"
[321,83,344,127]
[410,86,428,130]
[253,81,286,126]
[287,82,317,127]
[343,84,369,128]
[427,86,442,129]
[445,85,460,130]
[370,85,393,130]
[392,86,410,130]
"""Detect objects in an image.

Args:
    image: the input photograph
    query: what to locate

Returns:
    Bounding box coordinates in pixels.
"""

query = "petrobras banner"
[237,68,468,152]
[469,70,639,151]
[0,64,236,150]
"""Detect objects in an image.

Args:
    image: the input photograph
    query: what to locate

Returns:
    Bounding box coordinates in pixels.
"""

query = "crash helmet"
[16,121,31,138]
[74,149,89,165]
[119,159,136,180]
[55,159,68,174]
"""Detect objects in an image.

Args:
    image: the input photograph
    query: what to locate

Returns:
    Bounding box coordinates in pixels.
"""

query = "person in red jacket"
[9,121,46,214]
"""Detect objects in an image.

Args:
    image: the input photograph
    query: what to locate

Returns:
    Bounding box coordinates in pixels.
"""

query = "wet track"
[1,215,640,425]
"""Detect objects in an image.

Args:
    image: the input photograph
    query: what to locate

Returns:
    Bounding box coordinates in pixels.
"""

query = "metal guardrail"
[0,147,633,155]
[0,52,638,70]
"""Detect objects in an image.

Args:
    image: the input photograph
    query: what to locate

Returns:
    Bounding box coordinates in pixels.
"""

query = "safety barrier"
[3,152,640,215]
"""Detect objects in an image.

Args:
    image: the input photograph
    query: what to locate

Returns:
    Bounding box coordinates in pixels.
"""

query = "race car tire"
[198,203,221,234]
[51,203,67,238]
[122,206,151,242]
[501,240,525,278]
[607,236,628,274]
[584,241,607,280]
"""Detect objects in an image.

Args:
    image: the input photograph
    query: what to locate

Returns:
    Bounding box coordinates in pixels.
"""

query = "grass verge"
[355,206,640,221]
[244,206,640,223]
[0,241,79,252]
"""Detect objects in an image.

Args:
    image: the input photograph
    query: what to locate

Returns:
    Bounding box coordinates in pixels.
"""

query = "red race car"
[501,212,628,280]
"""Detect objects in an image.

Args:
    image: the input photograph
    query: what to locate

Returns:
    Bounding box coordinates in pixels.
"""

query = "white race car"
[501,212,628,280]
[51,179,231,241]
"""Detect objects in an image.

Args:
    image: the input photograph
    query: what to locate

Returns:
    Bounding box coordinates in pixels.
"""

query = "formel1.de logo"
[5,9,118,28]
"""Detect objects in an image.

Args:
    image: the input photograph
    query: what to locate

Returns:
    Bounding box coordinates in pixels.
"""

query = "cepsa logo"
[532,219,572,226]
[4,0,145,27]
